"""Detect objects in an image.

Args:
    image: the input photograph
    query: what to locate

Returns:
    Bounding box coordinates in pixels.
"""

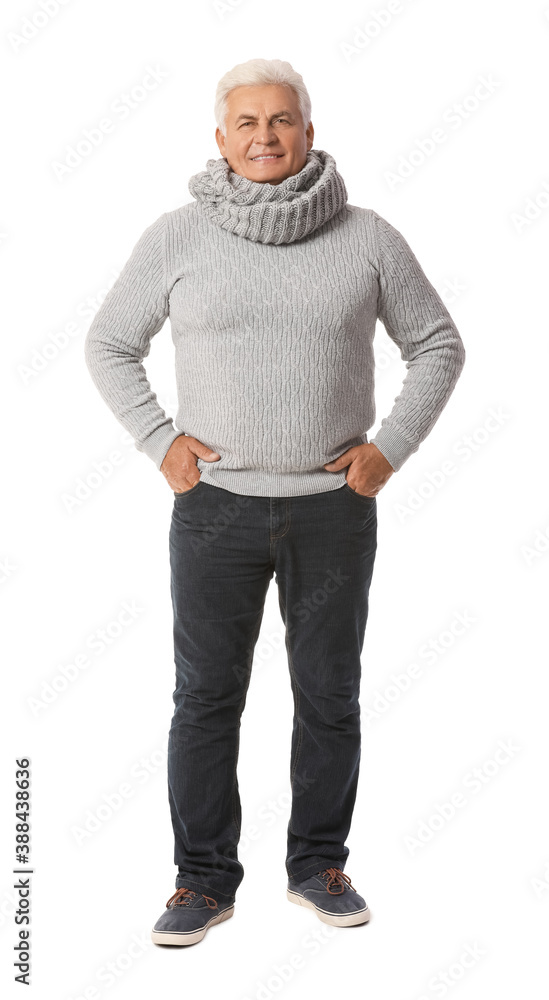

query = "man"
[84,57,466,947]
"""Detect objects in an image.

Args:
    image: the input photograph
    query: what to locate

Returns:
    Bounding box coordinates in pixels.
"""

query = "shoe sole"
[151,903,235,946]
[286,889,370,927]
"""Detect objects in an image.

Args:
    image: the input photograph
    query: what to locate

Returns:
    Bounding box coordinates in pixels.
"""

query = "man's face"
[215,84,314,185]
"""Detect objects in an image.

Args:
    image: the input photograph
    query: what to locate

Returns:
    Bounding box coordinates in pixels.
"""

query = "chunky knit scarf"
[187,148,348,245]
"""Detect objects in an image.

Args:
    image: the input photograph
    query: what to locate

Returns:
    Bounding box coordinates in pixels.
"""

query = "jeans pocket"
[342,483,377,503]
[173,479,204,500]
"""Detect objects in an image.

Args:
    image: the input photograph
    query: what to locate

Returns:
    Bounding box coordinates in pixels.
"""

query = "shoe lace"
[319,867,356,894]
[166,887,218,909]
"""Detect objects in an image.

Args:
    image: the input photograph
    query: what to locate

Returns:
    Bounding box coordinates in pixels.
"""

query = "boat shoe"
[151,886,235,946]
[287,867,370,926]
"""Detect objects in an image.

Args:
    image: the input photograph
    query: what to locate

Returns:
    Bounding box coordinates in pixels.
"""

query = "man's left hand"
[324,443,394,496]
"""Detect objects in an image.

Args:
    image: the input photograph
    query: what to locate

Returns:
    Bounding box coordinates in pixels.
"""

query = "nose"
[251,120,278,145]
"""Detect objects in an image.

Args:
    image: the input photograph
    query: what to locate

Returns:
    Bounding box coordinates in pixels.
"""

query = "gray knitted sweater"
[84,149,465,496]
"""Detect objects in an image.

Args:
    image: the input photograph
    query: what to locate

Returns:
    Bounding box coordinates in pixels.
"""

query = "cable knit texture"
[84,148,465,496]
[187,148,348,245]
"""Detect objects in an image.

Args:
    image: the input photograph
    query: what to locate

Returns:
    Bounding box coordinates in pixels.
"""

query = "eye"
[240,118,290,126]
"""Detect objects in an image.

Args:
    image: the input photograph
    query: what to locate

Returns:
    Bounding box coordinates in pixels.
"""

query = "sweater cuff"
[369,424,416,473]
[138,423,184,470]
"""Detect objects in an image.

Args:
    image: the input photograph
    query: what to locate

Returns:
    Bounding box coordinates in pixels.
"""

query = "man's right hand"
[160,435,221,493]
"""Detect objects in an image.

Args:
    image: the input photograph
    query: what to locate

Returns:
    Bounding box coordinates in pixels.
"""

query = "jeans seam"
[279,593,304,786]
[231,607,264,837]
[278,589,305,874]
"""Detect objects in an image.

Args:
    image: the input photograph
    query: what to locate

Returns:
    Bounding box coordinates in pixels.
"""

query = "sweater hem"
[196,467,349,497]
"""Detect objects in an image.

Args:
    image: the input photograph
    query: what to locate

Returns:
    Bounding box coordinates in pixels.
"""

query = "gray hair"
[214,58,312,137]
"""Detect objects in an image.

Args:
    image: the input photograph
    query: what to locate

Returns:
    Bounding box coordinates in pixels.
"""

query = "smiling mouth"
[250,154,284,161]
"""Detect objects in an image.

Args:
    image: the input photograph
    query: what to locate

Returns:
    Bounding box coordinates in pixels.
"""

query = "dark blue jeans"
[167,480,377,904]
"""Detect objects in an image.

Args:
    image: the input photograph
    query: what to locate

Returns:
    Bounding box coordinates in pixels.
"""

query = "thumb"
[324,451,351,470]
[194,440,221,462]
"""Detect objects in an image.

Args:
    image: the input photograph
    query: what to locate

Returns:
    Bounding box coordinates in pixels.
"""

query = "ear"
[215,127,226,156]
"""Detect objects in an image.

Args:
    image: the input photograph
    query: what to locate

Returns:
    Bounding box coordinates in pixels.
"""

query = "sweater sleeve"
[84,213,183,470]
[369,211,466,472]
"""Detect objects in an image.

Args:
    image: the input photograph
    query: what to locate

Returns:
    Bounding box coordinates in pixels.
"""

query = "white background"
[1,0,548,997]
